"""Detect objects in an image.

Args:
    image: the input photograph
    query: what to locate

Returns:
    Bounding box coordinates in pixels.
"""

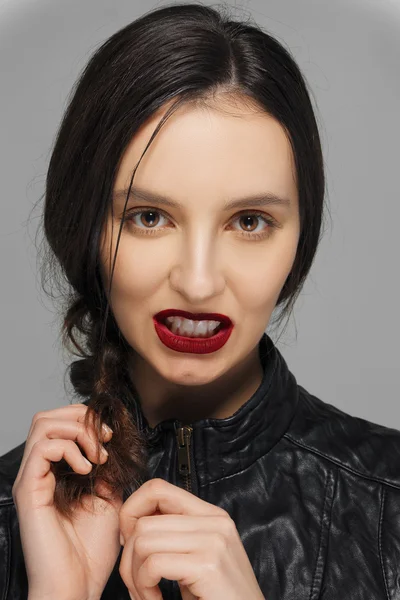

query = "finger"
[119,533,150,600]
[26,416,110,464]
[12,438,93,509]
[133,530,219,557]
[179,586,197,600]
[26,404,88,437]
[119,478,226,541]
[127,531,208,593]
[127,514,232,536]
[136,553,198,600]
[17,409,112,483]
[128,530,227,598]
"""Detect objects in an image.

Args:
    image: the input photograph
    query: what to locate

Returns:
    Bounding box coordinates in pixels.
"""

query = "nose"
[169,229,225,303]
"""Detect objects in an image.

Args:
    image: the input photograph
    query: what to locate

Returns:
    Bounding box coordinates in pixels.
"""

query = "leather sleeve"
[0,502,29,600]
[380,484,400,600]
[0,503,11,600]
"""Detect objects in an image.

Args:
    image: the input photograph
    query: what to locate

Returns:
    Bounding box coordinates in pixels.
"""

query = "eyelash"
[122,208,280,241]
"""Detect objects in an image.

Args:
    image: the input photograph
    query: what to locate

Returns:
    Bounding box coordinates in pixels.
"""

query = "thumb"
[179,584,198,600]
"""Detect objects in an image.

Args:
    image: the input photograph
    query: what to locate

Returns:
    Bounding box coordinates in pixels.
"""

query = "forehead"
[114,99,298,208]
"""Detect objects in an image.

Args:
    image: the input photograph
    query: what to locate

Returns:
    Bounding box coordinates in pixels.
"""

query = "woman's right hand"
[12,403,124,600]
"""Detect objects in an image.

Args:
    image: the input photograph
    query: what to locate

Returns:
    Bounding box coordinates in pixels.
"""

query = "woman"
[0,3,399,599]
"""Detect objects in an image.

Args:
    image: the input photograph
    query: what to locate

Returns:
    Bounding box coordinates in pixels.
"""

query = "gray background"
[0,0,399,456]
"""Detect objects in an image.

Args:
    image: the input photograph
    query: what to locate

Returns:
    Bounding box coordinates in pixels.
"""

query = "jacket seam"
[204,430,294,487]
[308,468,336,600]
[378,484,390,600]
[283,433,400,490]
[308,469,329,600]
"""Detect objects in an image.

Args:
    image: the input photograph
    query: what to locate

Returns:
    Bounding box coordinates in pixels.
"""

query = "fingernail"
[102,423,113,434]
[120,533,125,546]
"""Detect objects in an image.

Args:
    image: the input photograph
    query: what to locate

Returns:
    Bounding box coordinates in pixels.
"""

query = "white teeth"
[194,321,208,336]
[183,319,195,334]
[165,316,221,337]
[170,317,181,334]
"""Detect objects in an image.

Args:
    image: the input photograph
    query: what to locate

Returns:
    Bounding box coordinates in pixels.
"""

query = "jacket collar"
[128,332,299,484]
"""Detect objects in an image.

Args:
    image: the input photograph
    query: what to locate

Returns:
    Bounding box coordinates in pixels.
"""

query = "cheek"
[233,236,298,311]
[106,241,167,302]
[237,274,284,314]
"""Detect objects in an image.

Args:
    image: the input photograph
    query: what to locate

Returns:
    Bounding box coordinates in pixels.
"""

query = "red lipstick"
[153,309,234,354]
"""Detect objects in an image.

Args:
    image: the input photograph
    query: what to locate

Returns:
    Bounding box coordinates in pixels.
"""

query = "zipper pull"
[176,424,193,477]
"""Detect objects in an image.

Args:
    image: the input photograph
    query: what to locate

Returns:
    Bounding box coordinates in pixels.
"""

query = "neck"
[128,344,264,429]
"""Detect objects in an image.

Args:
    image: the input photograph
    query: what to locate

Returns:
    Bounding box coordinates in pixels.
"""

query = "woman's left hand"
[118,478,264,600]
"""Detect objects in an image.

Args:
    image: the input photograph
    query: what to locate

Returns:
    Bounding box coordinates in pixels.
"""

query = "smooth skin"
[12,403,122,600]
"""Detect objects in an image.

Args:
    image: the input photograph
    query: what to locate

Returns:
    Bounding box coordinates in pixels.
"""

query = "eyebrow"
[113,185,291,211]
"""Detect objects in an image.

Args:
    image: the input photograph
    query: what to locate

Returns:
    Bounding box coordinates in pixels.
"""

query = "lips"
[153,309,234,354]
[154,308,232,328]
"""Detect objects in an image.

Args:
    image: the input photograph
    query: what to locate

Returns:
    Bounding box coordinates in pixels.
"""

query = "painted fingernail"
[102,423,113,434]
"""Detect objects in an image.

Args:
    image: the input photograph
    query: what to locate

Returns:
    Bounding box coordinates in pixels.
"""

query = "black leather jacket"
[1,332,400,599]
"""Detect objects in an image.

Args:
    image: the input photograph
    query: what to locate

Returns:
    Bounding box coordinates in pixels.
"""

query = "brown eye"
[139,211,160,228]
[123,207,170,235]
[230,211,279,240]
[239,215,259,232]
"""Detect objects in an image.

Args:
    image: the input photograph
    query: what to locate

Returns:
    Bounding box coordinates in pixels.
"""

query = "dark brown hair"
[31,2,328,520]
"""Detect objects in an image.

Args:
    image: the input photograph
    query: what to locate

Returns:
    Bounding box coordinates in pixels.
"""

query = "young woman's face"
[99,97,300,387]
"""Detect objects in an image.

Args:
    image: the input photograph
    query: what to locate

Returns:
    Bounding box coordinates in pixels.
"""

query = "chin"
[160,362,223,387]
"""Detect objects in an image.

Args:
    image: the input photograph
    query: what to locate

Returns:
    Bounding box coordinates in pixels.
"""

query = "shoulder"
[0,441,25,504]
[285,385,400,489]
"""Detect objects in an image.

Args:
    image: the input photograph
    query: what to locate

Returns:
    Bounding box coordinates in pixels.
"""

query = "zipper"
[175,422,197,494]
[173,423,198,599]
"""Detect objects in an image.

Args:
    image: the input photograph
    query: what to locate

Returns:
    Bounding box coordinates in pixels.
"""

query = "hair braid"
[51,297,150,522]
